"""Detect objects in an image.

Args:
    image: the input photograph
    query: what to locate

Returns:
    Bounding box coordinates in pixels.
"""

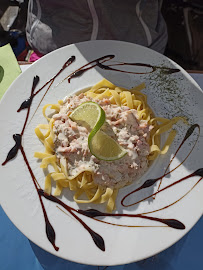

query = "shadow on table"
[29,233,187,270]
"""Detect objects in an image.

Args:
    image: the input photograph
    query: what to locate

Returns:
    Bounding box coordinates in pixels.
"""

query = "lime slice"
[88,130,127,161]
[69,101,105,130]
[70,101,127,161]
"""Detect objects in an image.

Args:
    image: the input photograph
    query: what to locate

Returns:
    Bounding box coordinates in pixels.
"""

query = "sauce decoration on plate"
[2,55,202,252]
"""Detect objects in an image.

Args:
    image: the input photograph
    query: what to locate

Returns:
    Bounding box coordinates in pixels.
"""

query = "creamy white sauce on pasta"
[53,93,152,189]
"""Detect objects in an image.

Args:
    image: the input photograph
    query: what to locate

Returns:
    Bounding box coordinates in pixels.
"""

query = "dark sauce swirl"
[66,55,179,83]
[2,134,21,166]
[78,209,185,230]
[121,124,201,208]
[17,76,40,112]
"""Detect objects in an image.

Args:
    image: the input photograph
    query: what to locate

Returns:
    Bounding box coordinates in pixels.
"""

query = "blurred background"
[0,0,203,70]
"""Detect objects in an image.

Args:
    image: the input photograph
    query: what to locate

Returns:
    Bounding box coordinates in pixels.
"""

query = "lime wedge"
[70,101,127,161]
[69,101,105,129]
[88,130,127,161]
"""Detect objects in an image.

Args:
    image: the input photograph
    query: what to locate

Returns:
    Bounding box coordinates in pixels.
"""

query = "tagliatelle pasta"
[34,79,183,211]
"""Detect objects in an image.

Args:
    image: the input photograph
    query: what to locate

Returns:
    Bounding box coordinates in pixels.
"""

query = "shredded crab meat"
[53,93,152,189]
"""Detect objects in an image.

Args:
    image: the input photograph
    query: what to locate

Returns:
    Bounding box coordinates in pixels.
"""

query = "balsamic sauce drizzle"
[139,177,202,216]
[77,209,185,230]
[2,76,39,166]
[2,54,200,252]
[122,169,203,208]
[39,189,186,231]
[38,189,105,251]
[121,124,202,208]
[153,124,200,199]
[60,54,180,84]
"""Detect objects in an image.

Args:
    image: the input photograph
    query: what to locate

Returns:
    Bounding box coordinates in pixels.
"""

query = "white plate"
[0,41,203,266]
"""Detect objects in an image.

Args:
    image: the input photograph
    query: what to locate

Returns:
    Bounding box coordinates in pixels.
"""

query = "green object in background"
[0,44,21,100]
[0,66,4,83]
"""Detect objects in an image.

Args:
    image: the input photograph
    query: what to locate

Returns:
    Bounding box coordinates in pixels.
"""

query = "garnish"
[69,101,127,161]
